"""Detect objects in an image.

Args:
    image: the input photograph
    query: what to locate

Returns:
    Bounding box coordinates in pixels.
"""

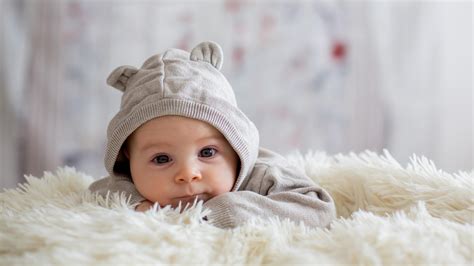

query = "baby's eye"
[199,147,217,158]
[152,155,171,164]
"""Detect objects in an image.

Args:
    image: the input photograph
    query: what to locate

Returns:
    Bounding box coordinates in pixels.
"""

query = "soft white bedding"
[0,150,472,264]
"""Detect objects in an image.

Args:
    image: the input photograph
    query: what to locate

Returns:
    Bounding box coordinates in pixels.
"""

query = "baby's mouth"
[174,193,209,207]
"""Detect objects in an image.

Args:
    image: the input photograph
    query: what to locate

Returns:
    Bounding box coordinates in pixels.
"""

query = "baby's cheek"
[133,177,171,205]
[131,173,156,197]
[213,177,235,195]
[132,179,149,197]
[135,180,152,195]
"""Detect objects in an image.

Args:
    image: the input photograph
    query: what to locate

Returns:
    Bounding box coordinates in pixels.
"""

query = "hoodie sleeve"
[89,175,145,205]
[202,155,336,229]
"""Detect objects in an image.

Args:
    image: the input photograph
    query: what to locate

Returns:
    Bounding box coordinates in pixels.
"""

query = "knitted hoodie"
[89,41,336,229]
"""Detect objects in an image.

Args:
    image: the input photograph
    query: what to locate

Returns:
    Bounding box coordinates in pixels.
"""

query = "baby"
[89,41,336,229]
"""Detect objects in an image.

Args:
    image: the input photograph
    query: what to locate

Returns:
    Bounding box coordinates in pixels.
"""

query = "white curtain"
[1,0,21,188]
[1,1,471,189]
[343,1,472,171]
[0,29,19,187]
[22,1,64,178]
[1,0,64,187]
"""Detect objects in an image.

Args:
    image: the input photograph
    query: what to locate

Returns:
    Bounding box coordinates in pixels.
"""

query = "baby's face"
[125,115,239,208]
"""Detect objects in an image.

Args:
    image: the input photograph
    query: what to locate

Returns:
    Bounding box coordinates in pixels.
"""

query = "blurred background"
[1,0,472,188]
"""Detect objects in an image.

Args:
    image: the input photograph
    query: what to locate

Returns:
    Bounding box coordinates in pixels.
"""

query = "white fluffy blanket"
[1,151,472,265]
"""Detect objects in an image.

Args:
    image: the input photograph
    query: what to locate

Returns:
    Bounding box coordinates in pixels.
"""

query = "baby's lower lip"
[175,194,207,203]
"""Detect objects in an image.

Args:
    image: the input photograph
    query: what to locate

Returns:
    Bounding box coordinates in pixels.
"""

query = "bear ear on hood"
[106,65,138,92]
[190,41,223,70]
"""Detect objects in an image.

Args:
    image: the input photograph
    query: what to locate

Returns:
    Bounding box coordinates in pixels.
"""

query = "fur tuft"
[0,152,472,264]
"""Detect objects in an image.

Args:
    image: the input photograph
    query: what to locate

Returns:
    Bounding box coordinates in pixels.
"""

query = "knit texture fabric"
[104,41,259,191]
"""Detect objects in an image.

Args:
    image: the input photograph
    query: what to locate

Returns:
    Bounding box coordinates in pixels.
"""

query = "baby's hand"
[135,200,154,212]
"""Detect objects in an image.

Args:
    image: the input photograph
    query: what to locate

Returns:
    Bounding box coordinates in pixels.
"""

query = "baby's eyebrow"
[139,142,171,152]
[138,135,226,151]
[197,134,227,142]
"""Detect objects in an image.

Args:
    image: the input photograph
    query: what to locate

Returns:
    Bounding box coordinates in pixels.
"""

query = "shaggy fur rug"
[0,150,472,265]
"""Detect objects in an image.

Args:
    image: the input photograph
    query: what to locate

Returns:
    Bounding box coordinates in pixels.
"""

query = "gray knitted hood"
[104,41,259,191]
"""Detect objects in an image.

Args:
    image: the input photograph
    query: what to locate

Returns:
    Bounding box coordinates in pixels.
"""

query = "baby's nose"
[174,165,202,184]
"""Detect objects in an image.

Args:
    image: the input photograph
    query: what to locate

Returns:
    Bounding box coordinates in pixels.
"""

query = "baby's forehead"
[129,115,228,148]
[136,116,223,136]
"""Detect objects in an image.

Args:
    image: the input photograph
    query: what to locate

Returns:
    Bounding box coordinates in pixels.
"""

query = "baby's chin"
[168,193,211,209]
